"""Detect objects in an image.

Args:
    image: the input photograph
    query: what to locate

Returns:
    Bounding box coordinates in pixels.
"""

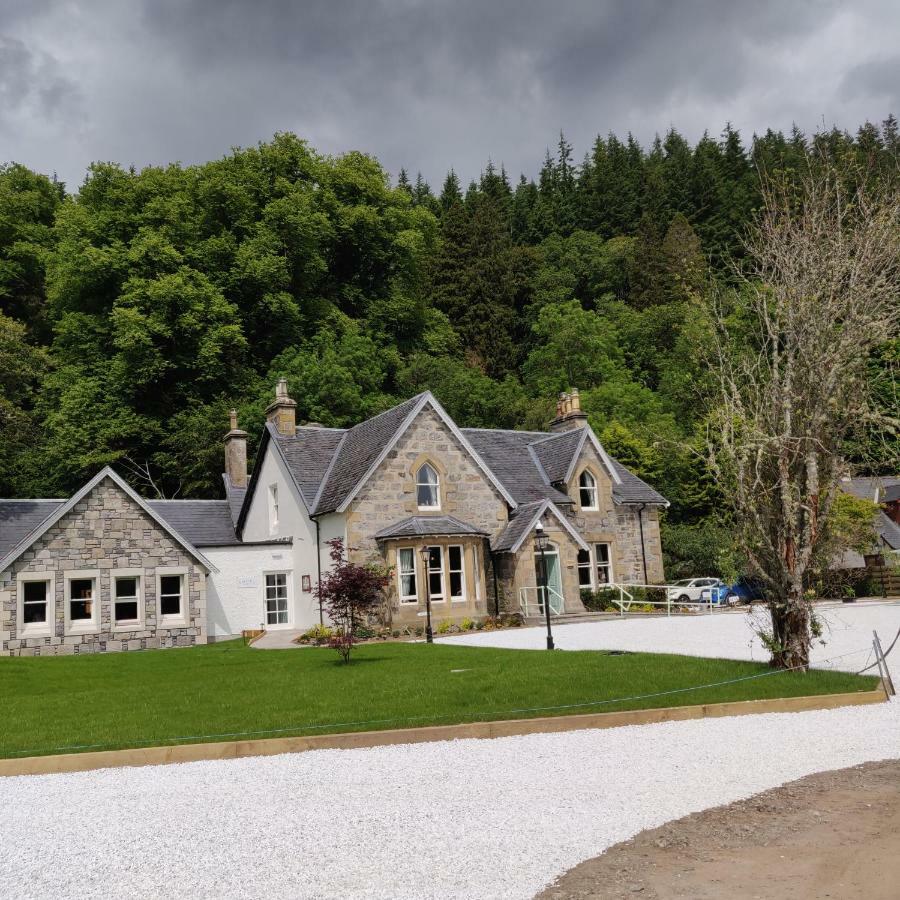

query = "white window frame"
[447,545,466,602]
[578,470,599,510]
[397,548,418,604]
[577,548,594,589]
[263,571,292,628]
[64,569,101,635]
[594,543,613,585]
[425,545,445,603]
[112,568,144,631]
[16,571,56,638]
[473,545,483,603]
[156,567,188,627]
[268,483,279,534]
[416,463,441,511]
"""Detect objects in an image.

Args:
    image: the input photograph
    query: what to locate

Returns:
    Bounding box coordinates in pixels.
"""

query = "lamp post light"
[534,520,555,650]
[420,545,434,644]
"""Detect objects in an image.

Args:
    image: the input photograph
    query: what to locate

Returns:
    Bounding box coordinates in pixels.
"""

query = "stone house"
[0,383,667,654]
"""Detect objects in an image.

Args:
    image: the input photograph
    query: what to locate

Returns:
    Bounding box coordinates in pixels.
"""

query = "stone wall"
[565,441,665,584]
[0,478,207,656]
[346,407,508,622]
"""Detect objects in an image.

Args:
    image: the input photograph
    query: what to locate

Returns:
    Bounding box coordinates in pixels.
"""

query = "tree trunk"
[768,595,811,670]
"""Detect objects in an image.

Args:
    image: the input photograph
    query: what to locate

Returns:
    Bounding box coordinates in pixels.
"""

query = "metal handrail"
[518,585,565,617]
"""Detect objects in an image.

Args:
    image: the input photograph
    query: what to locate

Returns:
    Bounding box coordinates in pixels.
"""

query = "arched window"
[416,463,440,509]
[578,470,598,510]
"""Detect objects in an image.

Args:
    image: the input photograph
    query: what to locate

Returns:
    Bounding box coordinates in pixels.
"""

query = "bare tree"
[119,456,181,499]
[708,162,900,669]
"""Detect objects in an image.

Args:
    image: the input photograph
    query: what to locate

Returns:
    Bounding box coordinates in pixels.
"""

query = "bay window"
[426,545,445,602]
[447,545,465,602]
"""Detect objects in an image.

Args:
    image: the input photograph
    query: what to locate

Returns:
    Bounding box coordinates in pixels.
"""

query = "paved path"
[250,629,304,649]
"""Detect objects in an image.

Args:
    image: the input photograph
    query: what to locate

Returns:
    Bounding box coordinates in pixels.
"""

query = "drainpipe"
[489,544,501,617]
[637,503,649,584]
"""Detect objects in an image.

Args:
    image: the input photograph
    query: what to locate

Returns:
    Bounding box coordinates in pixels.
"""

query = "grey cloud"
[1,0,897,189]
[0,35,82,129]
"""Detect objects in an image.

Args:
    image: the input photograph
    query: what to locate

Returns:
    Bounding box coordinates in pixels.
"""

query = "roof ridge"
[345,392,428,433]
[461,426,549,436]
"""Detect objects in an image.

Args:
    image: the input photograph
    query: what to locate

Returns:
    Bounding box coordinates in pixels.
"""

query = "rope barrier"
[7,644,878,759]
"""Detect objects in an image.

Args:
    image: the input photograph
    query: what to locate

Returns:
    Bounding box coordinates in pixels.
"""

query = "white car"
[666,577,725,604]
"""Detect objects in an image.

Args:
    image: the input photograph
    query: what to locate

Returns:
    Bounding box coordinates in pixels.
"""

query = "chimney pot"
[549,386,588,433]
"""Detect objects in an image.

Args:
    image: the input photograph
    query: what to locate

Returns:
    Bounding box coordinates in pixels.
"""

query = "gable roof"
[0,468,214,574]
[0,499,65,560]
[461,428,571,505]
[374,515,488,541]
[232,395,667,527]
[491,499,590,553]
[529,430,584,484]
[841,476,900,504]
[311,393,517,514]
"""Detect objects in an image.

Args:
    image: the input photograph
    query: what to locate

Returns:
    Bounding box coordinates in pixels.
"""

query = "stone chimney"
[266,378,297,436]
[224,409,248,488]
[549,388,588,433]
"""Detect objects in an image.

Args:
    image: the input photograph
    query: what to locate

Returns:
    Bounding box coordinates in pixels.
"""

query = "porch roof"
[374,515,489,541]
[491,499,589,554]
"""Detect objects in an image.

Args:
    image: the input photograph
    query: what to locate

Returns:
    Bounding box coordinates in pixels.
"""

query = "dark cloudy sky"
[2,0,898,190]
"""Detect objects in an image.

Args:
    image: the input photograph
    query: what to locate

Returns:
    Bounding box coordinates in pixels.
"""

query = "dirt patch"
[537,759,900,900]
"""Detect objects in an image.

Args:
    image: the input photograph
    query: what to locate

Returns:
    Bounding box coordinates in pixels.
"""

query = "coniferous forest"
[1,119,897,576]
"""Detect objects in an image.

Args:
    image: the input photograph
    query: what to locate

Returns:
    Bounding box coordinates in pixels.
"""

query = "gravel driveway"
[2,601,898,900]
[440,601,900,673]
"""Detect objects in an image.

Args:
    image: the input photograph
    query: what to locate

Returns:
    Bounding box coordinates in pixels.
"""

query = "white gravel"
[1,701,899,900]
[440,600,900,673]
[2,601,898,900]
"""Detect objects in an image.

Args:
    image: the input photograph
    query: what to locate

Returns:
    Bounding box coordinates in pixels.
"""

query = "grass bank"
[0,641,877,758]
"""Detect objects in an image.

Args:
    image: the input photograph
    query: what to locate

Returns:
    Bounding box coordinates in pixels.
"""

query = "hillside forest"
[1,119,898,577]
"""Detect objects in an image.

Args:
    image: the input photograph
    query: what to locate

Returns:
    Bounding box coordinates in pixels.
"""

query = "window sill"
[65,624,99,636]
[159,616,188,629]
[20,626,52,639]
[113,622,144,632]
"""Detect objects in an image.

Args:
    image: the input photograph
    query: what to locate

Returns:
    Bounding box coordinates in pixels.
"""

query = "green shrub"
[461,617,475,631]
[352,624,377,640]
[392,630,401,638]
[436,620,452,635]
[298,624,334,645]
[580,588,621,611]
[474,620,485,630]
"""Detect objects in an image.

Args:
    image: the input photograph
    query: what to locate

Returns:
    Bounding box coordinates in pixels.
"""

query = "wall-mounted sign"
[238,575,260,589]
[301,575,312,593]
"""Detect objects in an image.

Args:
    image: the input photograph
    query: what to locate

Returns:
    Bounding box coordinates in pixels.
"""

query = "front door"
[264,573,291,628]
[535,548,564,615]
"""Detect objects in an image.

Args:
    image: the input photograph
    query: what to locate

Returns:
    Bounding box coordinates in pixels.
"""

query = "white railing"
[518,585,565,617]
[605,583,729,616]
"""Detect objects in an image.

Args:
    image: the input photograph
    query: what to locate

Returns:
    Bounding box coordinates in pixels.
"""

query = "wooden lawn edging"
[0,687,886,778]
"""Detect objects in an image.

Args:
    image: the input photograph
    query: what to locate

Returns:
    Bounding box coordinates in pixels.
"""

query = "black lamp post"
[534,521,555,650]
[420,545,434,644]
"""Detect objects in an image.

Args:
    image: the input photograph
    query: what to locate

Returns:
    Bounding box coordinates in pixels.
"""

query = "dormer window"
[416,463,440,510]
[578,470,598,510]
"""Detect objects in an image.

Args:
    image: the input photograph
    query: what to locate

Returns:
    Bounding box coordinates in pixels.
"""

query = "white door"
[264,573,291,628]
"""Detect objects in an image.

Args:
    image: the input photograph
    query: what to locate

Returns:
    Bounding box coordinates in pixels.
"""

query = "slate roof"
[222,474,247,525]
[490,499,590,553]
[608,458,668,505]
[147,500,241,546]
[0,499,65,559]
[530,430,584,484]
[312,394,425,514]
[374,515,489,541]
[840,476,900,504]
[460,428,571,505]
[877,511,900,550]
[275,424,347,507]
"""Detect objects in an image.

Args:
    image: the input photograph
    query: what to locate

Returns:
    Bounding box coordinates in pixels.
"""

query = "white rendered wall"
[240,442,329,630]
[204,544,294,638]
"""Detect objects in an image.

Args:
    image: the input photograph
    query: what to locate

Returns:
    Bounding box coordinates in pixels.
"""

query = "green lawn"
[0,641,878,758]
